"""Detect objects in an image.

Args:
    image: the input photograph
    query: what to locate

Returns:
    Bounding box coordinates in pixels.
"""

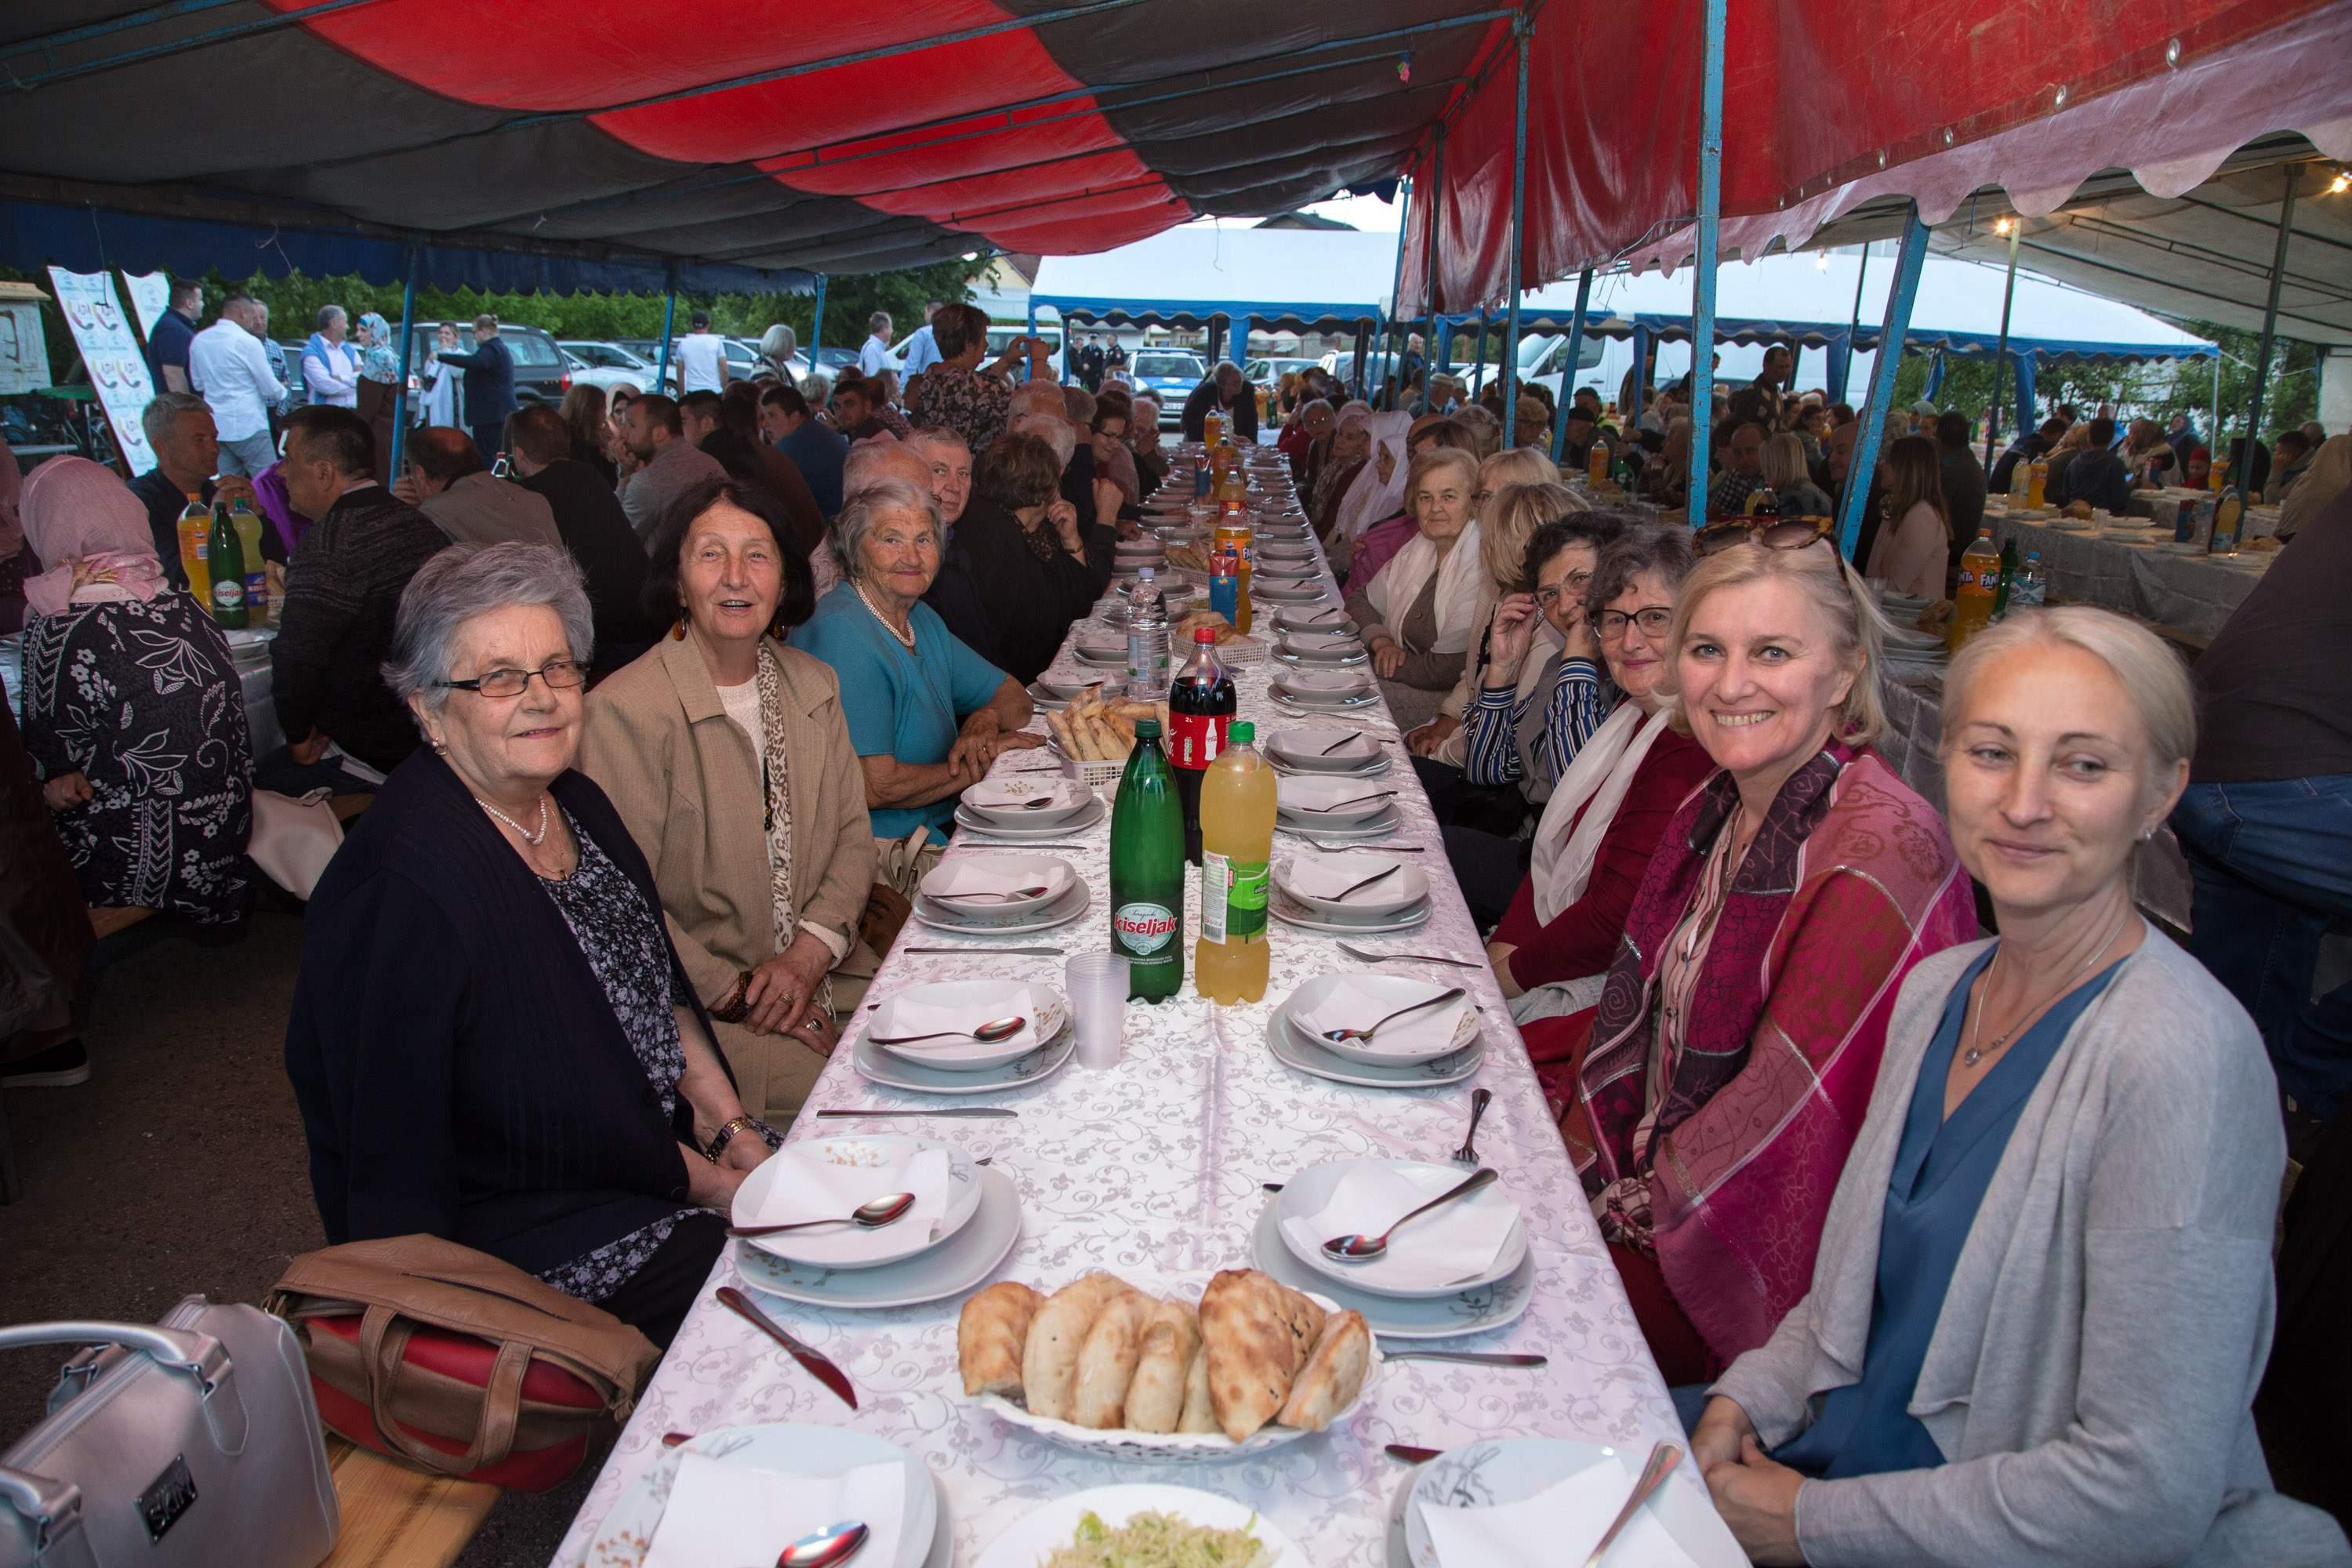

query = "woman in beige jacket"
[579,474,877,1121]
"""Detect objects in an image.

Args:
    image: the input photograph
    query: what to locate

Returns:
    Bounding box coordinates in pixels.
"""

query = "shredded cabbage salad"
[1040,1508,1269,1567]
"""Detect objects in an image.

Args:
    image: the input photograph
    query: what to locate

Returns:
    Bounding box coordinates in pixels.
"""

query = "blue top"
[780,419,851,518]
[1776,946,2124,1479]
[790,583,1008,842]
[147,306,196,390]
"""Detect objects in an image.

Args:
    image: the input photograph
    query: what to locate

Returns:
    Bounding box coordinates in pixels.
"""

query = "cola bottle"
[1167,626,1236,863]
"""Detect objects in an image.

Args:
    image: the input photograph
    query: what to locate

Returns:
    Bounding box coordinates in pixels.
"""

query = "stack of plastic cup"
[1065,953,1132,1068]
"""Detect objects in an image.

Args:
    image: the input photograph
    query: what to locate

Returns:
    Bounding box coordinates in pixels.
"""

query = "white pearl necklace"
[854,579,917,649]
[476,794,550,846]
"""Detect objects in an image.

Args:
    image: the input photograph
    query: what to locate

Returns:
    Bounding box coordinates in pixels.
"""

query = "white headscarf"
[1367,517,1486,656]
[1528,702,1671,924]
[1331,411,1414,549]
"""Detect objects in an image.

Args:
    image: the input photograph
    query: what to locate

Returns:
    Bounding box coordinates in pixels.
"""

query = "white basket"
[1054,746,1129,793]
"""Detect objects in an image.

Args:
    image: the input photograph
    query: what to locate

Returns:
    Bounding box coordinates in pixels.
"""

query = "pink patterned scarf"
[18,456,166,617]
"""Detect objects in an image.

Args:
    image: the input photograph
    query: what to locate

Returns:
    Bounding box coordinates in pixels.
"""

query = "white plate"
[1275,804,1406,846]
[734,1135,984,1270]
[913,878,1091,935]
[953,793,1107,840]
[868,978,1072,1071]
[971,1272,1381,1466]
[583,1425,937,1568]
[1269,887,1430,935]
[1251,1205,1528,1340]
[1266,1008,1486,1091]
[854,1025,1076,1097]
[1276,605,1350,633]
[1272,853,1430,916]
[1268,750,1390,780]
[1276,775,1394,825]
[1255,582,1333,604]
[1266,728,1382,769]
[1404,1438,1746,1567]
[1277,973,1476,1065]
[975,1484,1307,1567]
[961,779,1094,826]
[1274,1160,1529,1300]
[1276,641,1367,666]
[919,855,1076,916]
[1036,671,1124,699]
[1277,666,1372,694]
[738,1166,1024,1309]
[1257,542,1318,560]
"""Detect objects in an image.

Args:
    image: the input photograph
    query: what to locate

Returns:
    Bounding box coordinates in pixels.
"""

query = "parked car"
[1130,350,1207,425]
[273,341,311,410]
[1243,356,1324,390]
[558,339,660,394]
[405,321,571,410]
[606,335,807,393]
[883,322,1065,383]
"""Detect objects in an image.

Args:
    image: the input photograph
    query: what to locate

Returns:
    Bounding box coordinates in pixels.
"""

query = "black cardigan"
[284,750,723,1275]
[951,497,1100,686]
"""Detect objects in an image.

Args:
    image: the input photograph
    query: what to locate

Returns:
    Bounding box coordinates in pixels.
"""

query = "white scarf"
[1368,518,1486,657]
[1530,702,1673,924]
[1330,411,1414,549]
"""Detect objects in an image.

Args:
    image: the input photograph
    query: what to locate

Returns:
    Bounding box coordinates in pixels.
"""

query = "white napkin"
[644,1453,907,1568]
[1284,852,1403,904]
[964,776,1083,814]
[1283,670,1369,695]
[747,1144,952,1259]
[1294,983,1466,1057]
[1277,775,1387,818]
[1270,728,1373,764]
[1281,1163,1515,1291]
[880,982,1044,1052]
[924,860,1071,904]
[1417,1456,1699,1568]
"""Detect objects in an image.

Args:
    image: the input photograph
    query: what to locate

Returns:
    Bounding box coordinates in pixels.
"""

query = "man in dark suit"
[504,404,662,673]
[432,313,517,464]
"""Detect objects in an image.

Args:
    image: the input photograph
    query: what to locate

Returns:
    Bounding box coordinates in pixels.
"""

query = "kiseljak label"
[1114,901,1178,956]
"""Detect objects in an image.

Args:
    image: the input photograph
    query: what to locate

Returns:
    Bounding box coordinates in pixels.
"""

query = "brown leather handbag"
[266,1235,661,1492]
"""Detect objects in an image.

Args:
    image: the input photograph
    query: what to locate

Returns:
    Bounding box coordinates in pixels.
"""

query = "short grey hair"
[1131,395,1160,419]
[142,390,211,446]
[797,372,833,404]
[1009,380,1067,418]
[1011,412,1076,469]
[906,425,968,456]
[316,305,347,332]
[758,323,797,363]
[382,542,593,719]
[830,477,941,579]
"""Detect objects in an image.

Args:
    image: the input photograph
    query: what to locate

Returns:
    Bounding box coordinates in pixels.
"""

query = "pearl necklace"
[1962,905,2130,1068]
[854,579,917,650]
[476,794,550,846]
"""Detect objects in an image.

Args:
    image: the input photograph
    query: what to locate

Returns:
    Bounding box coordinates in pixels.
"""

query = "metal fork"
[1452,1087,1494,1164]
[1337,942,1475,967]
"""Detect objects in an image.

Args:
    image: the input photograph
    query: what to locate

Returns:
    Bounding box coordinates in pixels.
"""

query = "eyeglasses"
[1532,570,1593,609]
[435,658,586,698]
[1595,606,1675,639]
[1694,515,1835,557]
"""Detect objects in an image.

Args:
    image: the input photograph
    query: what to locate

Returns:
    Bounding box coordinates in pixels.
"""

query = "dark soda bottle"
[207,502,248,628]
[1166,626,1235,864]
[1109,717,1185,1001]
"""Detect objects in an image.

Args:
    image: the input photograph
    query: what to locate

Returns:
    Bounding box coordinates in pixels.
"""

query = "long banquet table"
[1983,499,2274,643]
[554,456,1695,1564]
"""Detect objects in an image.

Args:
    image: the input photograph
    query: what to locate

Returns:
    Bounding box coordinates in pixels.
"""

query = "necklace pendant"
[1962,1047,1984,1068]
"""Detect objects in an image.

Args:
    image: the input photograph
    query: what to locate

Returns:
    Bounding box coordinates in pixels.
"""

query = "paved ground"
[0,913,585,1566]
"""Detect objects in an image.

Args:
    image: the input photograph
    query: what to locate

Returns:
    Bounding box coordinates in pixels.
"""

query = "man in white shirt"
[302,305,360,409]
[676,310,729,394]
[188,292,288,477]
[857,310,894,376]
[897,299,943,384]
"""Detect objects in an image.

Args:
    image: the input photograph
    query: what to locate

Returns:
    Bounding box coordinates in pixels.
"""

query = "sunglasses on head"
[1694,514,1837,557]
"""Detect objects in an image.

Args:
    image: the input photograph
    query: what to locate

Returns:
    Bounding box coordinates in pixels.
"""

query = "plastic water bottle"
[2009,552,2047,612]
[1127,566,1171,701]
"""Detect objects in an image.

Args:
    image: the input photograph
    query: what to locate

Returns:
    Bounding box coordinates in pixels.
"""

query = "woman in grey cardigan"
[1695,605,2350,1567]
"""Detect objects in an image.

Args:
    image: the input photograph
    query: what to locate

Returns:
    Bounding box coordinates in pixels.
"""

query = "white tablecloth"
[1986,507,2271,642]
[554,471,1694,1565]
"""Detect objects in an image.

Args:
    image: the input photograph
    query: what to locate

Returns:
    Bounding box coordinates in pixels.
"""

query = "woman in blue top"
[793,477,1040,844]
[1695,607,2349,1566]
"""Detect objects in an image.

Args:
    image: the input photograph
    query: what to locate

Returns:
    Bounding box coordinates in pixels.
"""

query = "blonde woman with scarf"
[1324,408,1413,578]
[1345,445,1486,731]
[17,457,252,922]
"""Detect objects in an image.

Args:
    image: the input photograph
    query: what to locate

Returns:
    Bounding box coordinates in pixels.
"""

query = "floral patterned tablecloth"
[554,472,1694,1567]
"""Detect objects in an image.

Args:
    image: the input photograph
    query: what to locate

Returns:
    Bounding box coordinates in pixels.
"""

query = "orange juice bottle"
[1194,720,1275,1003]
[1949,528,2000,652]
[176,492,212,605]
[1588,438,1610,487]
[2026,458,2048,509]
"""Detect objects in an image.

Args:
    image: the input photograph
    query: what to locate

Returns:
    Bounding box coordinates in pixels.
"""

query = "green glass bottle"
[207,502,247,628]
[1109,717,1185,1002]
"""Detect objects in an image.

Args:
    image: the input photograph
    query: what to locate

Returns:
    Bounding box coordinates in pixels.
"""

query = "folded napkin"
[1416,1455,1699,1568]
[748,1143,952,1259]
[964,776,1083,814]
[1284,629,1358,650]
[1283,670,1369,695]
[1284,853,1404,905]
[1277,775,1386,816]
[1269,728,1373,763]
[878,982,1044,1053]
[1282,1163,1516,1292]
[645,1453,908,1568]
[925,859,1071,904]
[1293,983,1465,1057]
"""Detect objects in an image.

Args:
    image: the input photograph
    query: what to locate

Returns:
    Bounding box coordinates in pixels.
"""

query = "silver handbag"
[0,1297,338,1568]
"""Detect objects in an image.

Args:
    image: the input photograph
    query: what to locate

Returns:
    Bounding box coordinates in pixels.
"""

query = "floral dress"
[19,590,252,921]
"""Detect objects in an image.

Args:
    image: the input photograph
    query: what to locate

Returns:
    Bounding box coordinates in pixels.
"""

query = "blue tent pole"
[1923,348,1946,401]
[1472,307,1490,395]
[1629,323,1653,428]
[1983,219,2021,470]
[655,261,678,391]
[1352,321,1368,394]
[1838,205,1931,558]
[1686,0,1728,527]
[1420,128,1446,416]
[387,242,419,476]
[1835,245,1871,405]
[1435,318,1455,402]
[1550,268,1593,463]
[809,273,827,358]
[1381,180,1413,404]
[1500,13,1531,448]
[2238,166,2299,495]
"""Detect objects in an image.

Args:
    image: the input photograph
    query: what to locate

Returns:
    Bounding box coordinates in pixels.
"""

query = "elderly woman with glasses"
[793,477,1040,844]
[1530,532,1975,1388]
[285,542,775,1346]
[578,477,877,1123]
[1697,609,2350,1567]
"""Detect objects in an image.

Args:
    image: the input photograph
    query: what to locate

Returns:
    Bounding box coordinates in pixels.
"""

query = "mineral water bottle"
[1109,719,1185,1002]
[2009,552,2047,612]
[1194,720,1275,1004]
[1126,566,1171,701]
[1948,528,1999,652]
[206,502,248,629]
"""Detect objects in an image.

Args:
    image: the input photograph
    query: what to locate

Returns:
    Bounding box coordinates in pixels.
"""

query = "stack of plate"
[952,775,1102,838]
[853,977,1078,1098]
[1253,556,1323,584]
[1256,539,1318,562]
[734,1127,1026,1311]
[912,854,1090,935]
[1025,671,1123,710]
[1277,628,1366,666]
[1265,969,1472,1089]
[1254,1157,1533,1341]
[1276,772,1400,841]
[588,1425,951,1568]
[1269,851,1425,931]
[1265,728,1386,775]
[1272,668,1376,710]
[1072,626,1131,666]
[1275,604,1349,634]
[1254,577,1334,606]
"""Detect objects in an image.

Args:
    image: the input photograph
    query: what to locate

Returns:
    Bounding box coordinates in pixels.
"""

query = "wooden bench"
[86,905,154,938]
[321,1435,501,1568]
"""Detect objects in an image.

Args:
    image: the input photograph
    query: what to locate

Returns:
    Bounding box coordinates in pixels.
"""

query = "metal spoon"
[866,1014,1028,1047]
[1319,986,1467,1044]
[943,884,1053,901]
[1322,1167,1497,1262]
[777,1520,869,1567]
[727,1192,915,1238]
[1331,864,1402,902]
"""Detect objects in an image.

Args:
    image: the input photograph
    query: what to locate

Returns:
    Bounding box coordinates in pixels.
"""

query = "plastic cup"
[1065,953,1131,1069]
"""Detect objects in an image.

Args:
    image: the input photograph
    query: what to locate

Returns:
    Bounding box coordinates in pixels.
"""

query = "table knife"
[902,946,1068,956]
[713,1287,857,1410]
[814,1108,1018,1119]
[1377,1349,1549,1367]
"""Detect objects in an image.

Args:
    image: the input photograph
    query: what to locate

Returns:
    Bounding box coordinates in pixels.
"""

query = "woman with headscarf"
[419,322,462,430]
[352,311,402,484]
[1325,409,1414,579]
[16,458,252,923]
[1308,404,1371,540]
[2278,434,2352,542]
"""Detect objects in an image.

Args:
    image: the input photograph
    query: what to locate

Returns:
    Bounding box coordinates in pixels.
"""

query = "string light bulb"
[2330,168,2350,195]
[1814,251,1831,271]
[1994,215,2015,236]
